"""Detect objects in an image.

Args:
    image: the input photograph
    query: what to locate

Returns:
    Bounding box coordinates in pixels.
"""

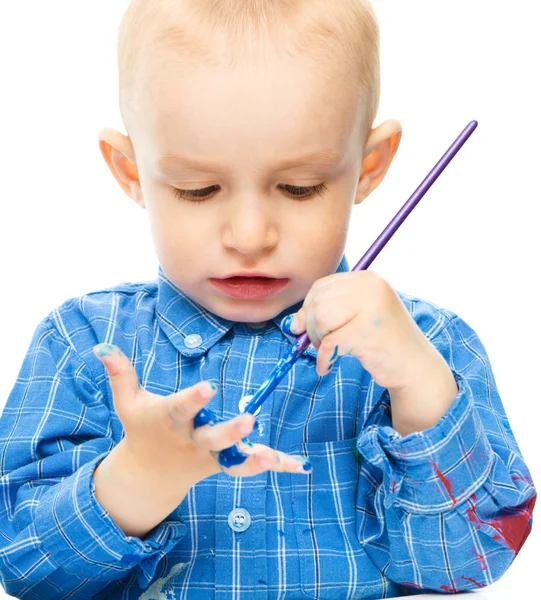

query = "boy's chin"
[207,295,286,323]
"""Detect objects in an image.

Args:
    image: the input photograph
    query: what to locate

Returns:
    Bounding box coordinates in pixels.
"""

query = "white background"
[0,1,539,598]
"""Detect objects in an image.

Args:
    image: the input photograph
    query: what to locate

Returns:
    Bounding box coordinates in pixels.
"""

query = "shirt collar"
[156,254,350,358]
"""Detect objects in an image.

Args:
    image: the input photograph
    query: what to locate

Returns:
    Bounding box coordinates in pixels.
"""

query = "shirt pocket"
[289,438,370,599]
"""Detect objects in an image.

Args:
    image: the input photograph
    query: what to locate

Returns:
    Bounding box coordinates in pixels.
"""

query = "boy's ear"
[354,119,402,205]
[98,128,145,208]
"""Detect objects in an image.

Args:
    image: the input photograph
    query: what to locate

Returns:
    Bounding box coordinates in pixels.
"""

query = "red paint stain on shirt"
[462,575,484,588]
[490,495,536,553]
[476,553,488,570]
[467,504,481,530]
[440,584,457,592]
[430,460,456,506]
[466,495,536,554]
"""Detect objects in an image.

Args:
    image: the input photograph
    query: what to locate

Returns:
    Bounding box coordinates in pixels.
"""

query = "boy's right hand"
[93,344,312,485]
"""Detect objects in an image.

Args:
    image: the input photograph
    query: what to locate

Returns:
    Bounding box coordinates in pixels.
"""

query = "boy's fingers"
[93,344,139,407]
[257,450,313,474]
[214,444,312,477]
[166,381,218,426]
[289,308,306,335]
[192,413,256,450]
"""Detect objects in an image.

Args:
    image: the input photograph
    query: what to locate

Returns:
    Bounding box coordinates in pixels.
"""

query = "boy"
[0,0,536,598]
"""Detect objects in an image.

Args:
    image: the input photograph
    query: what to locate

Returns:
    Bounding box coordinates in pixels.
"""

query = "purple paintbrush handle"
[294,120,478,354]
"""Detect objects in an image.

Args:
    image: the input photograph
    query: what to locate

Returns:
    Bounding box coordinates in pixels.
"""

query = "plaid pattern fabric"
[0,255,536,599]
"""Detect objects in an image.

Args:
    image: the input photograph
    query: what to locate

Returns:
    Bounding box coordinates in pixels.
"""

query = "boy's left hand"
[289,271,445,392]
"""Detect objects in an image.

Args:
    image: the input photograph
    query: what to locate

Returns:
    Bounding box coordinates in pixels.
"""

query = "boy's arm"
[0,316,186,599]
[356,311,537,594]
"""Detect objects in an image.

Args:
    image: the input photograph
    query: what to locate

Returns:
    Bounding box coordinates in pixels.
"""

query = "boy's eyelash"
[172,183,328,203]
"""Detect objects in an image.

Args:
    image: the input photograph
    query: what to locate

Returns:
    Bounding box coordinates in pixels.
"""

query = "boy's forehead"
[155,147,349,178]
[120,0,379,164]
[136,53,363,173]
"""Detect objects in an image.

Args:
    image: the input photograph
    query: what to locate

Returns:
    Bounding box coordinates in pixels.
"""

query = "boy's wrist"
[93,439,197,539]
[388,354,458,437]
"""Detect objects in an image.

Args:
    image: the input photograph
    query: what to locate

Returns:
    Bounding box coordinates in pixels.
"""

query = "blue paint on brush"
[192,410,255,467]
[193,338,307,467]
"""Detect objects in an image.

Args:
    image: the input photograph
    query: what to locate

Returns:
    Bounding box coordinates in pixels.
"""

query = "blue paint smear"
[193,337,307,467]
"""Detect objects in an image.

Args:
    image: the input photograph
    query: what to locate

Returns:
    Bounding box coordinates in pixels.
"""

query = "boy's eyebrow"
[157,148,344,175]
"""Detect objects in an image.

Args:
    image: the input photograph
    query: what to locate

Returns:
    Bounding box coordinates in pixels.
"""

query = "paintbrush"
[194,120,478,468]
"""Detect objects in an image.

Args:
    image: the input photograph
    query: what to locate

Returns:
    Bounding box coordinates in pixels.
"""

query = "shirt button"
[184,334,203,349]
[228,508,252,532]
[238,394,261,416]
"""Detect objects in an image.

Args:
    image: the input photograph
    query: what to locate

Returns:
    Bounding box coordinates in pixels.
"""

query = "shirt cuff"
[34,452,187,590]
[357,370,495,513]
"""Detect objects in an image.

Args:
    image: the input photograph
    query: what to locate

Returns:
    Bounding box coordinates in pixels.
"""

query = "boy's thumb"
[93,344,139,404]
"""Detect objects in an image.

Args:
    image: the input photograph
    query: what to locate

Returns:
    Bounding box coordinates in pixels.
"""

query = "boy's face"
[101,38,400,325]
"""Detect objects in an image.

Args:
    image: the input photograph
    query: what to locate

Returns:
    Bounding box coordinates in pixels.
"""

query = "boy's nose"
[223,200,278,255]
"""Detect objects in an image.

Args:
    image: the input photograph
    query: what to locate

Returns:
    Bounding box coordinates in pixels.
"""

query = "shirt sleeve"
[355,313,537,594]
[0,316,187,599]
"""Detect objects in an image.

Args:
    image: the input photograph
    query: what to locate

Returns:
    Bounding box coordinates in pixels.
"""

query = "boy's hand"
[93,344,312,485]
[289,271,448,392]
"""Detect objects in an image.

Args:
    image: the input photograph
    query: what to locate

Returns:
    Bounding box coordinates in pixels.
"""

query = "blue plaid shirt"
[0,255,536,599]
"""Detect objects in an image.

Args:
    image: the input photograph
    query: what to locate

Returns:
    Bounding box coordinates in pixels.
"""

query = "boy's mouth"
[209,276,290,300]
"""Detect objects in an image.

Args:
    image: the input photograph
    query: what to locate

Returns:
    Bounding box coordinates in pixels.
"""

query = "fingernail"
[289,316,299,333]
[200,381,217,399]
[94,343,116,357]
[238,422,253,435]
[281,314,296,336]
[298,461,312,473]
[293,456,312,472]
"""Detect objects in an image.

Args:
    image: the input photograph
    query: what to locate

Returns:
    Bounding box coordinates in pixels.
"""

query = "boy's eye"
[172,183,328,203]
[279,183,328,199]
[173,185,220,201]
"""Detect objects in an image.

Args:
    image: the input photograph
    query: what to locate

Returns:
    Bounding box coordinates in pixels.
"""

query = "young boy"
[0,0,536,598]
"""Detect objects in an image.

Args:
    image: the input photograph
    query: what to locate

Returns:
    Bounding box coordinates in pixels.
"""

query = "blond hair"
[118,0,380,145]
